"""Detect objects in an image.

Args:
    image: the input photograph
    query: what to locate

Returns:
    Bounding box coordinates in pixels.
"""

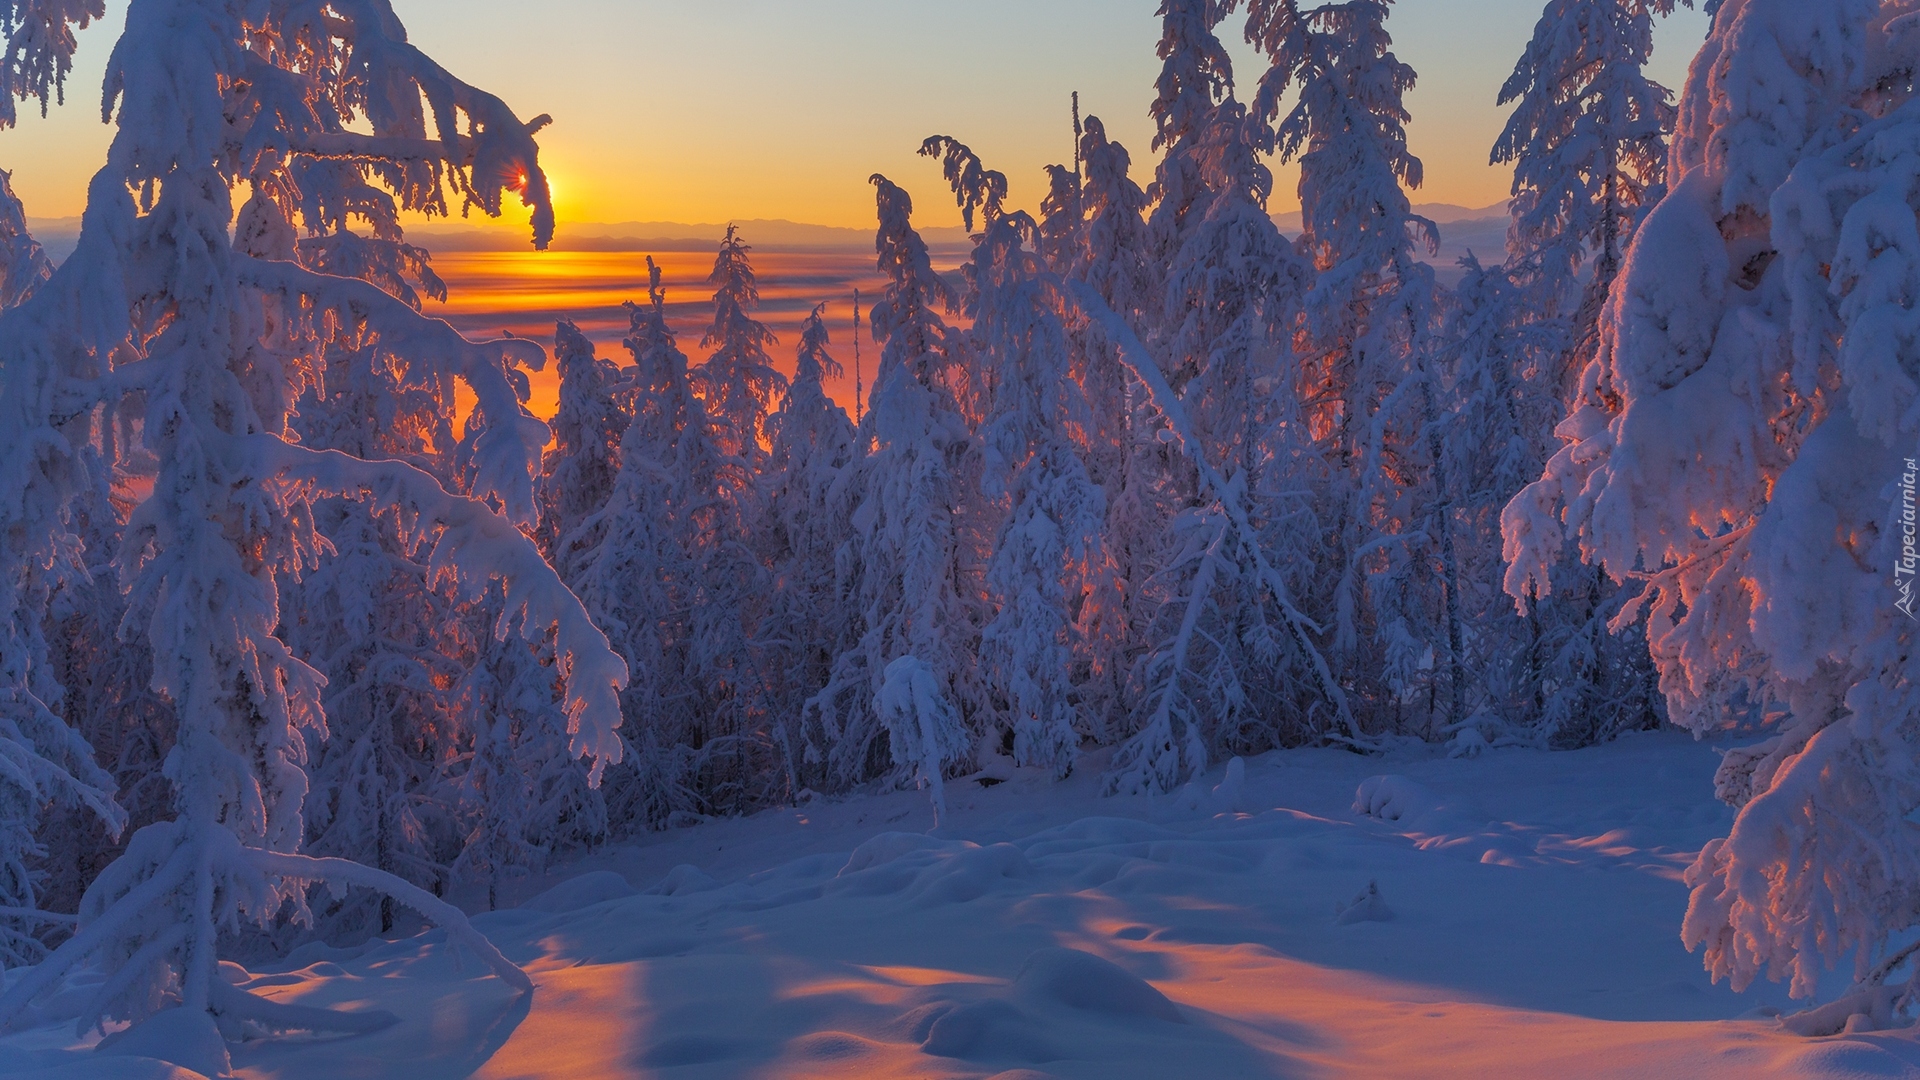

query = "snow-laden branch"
[245,436,626,783]
[251,849,532,995]
[235,254,550,523]
[322,0,556,246]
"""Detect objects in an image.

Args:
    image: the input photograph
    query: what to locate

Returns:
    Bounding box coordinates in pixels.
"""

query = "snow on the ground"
[4,730,1918,1079]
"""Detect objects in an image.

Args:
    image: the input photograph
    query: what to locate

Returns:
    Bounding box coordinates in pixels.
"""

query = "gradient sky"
[1,1,1710,235]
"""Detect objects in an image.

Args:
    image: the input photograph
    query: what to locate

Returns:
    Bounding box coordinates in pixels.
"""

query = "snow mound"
[919,999,1057,1062]
[643,864,719,896]
[1335,880,1395,924]
[1012,947,1183,1023]
[95,1007,230,1079]
[11,1063,211,1080]
[1354,774,1444,823]
[839,831,949,875]
[522,870,636,912]
[1778,1039,1920,1078]
[905,843,1035,905]
[1173,757,1250,815]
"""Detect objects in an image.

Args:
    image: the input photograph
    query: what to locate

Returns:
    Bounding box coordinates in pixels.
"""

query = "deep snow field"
[4,729,1918,1079]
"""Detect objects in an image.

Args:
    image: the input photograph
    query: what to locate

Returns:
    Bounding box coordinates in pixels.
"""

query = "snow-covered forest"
[2,0,1920,1074]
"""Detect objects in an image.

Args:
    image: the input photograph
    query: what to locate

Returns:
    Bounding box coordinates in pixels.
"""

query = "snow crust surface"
[6,730,1918,1079]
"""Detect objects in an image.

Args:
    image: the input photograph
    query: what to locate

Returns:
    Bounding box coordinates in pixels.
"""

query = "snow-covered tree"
[0,0,626,1036]
[1076,117,1159,335]
[1475,0,1683,750]
[1433,256,1662,749]
[1502,0,1920,1012]
[1493,0,1682,362]
[0,168,50,308]
[0,1,123,972]
[876,656,971,826]
[448,589,606,909]
[1115,93,1331,789]
[267,185,477,942]
[1062,277,1353,793]
[924,136,1108,779]
[538,319,629,572]
[36,449,170,923]
[1146,0,1238,271]
[1250,0,1464,734]
[1068,115,1169,737]
[578,263,764,825]
[1037,161,1083,277]
[758,304,860,794]
[0,444,122,967]
[696,226,787,468]
[285,497,462,939]
[807,176,984,791]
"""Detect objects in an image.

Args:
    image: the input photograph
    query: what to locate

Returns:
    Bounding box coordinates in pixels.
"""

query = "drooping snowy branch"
[252,437,628,783]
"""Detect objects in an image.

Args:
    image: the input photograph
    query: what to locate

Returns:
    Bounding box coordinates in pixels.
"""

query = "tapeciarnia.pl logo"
[1899,458,1918,620]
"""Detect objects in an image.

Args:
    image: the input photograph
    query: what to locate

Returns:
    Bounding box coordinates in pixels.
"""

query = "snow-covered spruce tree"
[758,304,860,795]
[221,1,610,925]
[1249,0,1466,736]
[1076,116,1159,339]
[1068,114,1169,740]
[282,495,464,940]
[806,176,983,792]
[0,0,629,1036]
[1433,255,1661,749]
[1059,272,1353,791]
[0,453,122,969]
[875,656,971,826]
[448,583,607,909]
[1479,0,1681,750]
[922,136,1108,779]
[1493,0,1681,347]
[1502,0,1920,1016]
[0,2,126,972]
[575,275,698,830]
[1037,161,1083,278]
[490,322,627,867]
[37,447,170,925]
[1111,93,1337,791]
[689,231,785,777]
[579,263,766,825]
[0,168,50,308]
[697,225,787,468]
[538,319,629,573]
[1145,0,1237,279]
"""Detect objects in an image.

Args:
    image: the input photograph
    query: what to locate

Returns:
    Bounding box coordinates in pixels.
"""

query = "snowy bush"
[875,656,972,827]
